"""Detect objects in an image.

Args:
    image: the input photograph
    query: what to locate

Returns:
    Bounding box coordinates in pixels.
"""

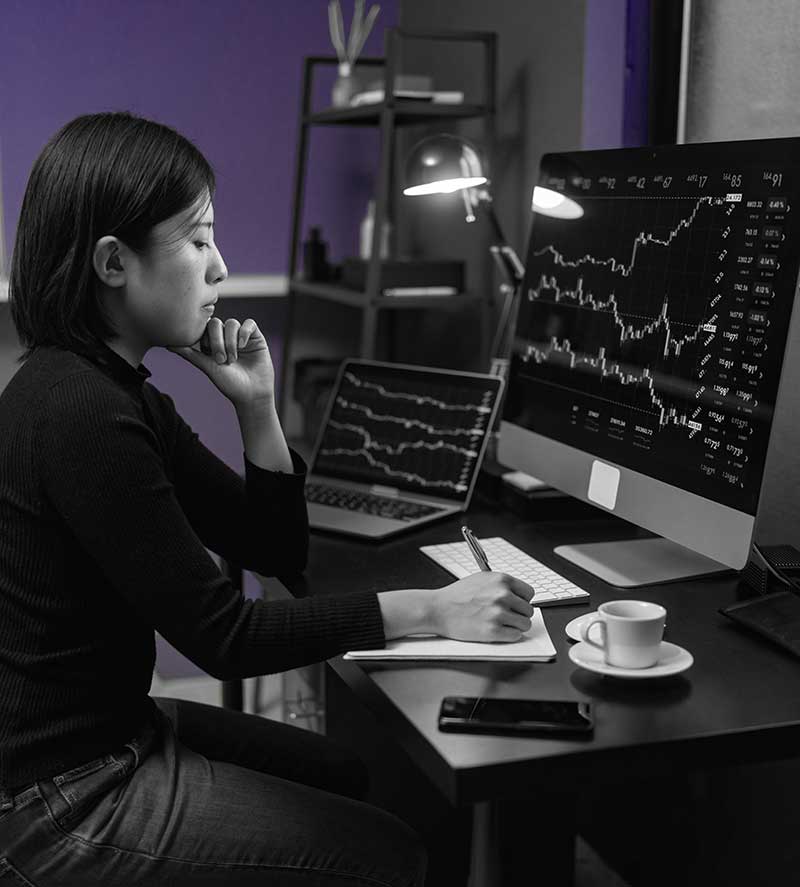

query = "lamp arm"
[474,190,525,287]
[490,245,525,287]
[466,188,526,366]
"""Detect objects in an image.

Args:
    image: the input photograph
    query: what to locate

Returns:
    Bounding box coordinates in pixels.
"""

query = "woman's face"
[119,194,228,353]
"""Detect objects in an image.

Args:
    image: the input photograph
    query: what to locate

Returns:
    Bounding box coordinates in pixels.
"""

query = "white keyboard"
[420,536,590,607]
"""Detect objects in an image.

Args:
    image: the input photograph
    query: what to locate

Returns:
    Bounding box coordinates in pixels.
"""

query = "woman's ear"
[93,236,127,287]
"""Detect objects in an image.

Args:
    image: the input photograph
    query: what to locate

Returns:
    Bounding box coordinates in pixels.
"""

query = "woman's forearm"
[377,589,437,640]
[236,401,293,473]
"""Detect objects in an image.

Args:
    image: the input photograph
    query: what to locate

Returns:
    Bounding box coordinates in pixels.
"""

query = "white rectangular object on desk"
[420,537,591,607]
[502,470,549,492]
[344,609,555,661]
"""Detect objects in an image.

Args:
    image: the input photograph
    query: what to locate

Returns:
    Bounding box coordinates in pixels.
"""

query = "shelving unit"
[280,28,497,438]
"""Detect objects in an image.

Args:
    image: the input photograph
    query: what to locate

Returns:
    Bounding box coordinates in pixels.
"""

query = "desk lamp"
[403,133,582,366]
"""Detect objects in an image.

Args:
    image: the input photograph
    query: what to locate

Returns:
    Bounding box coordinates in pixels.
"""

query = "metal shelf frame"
[280,27,498,427]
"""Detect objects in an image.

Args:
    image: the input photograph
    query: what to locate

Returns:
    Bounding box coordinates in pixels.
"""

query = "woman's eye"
[194,241,209,250]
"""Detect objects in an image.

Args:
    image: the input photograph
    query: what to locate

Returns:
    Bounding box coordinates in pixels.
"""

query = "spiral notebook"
[344,609,556,662]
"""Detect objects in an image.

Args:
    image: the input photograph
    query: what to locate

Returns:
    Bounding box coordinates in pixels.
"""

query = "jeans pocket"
[50,755,129,830]
[53,756,112,787]
[0,858,38,886]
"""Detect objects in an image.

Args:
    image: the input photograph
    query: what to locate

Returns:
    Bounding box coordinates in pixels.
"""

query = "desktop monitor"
[499,138,800,586]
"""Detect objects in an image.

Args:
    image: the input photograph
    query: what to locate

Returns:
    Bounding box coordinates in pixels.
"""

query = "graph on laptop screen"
[313,362,500,501]
[499,138,800,586]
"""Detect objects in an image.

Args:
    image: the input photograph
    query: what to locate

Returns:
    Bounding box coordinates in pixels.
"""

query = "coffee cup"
[581,600,666,669]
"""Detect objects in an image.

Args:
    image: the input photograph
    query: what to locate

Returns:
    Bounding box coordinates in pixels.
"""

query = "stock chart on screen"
[505,142,800,514]
[314,364,500,500]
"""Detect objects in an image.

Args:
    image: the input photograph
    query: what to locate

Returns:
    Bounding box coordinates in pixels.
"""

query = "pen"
[461,525,492,572]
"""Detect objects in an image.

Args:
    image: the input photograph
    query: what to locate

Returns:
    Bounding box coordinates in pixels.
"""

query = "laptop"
[305,359,504,539]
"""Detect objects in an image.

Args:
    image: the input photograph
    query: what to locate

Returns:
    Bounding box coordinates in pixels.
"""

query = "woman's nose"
[209,245,228,285]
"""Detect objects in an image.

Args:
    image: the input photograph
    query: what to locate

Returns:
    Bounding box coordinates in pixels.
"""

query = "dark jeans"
[0,697,427,886]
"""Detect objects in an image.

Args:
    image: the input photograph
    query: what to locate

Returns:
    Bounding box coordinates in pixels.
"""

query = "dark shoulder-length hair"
[9,111,215,362]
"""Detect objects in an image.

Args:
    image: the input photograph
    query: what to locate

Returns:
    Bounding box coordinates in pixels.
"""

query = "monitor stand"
[553,537,732,588]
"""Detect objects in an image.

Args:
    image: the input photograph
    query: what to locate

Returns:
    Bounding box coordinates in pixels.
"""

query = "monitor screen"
[500,138,800,580]
[312,361,503,502]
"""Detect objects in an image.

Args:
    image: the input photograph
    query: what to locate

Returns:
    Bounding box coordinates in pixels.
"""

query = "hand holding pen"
[393,525,531,643]
[463,524,536,608]
[380,530,534,643]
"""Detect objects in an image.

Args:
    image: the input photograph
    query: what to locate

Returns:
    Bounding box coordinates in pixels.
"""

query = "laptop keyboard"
[306,483,445,522]
[421,537,591,607]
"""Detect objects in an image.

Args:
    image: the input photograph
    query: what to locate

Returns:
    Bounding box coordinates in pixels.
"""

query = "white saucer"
[568,640,693,679]
[565,611,601,643]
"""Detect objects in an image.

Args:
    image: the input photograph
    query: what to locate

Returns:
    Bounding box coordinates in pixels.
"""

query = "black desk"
[261,504,800,886]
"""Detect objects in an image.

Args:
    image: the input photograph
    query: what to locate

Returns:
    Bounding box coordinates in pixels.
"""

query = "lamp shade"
[403,134,487,196]
[531,185,584,220]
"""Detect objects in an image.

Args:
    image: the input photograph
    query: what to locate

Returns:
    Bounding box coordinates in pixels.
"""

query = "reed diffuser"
[328,0,380,107]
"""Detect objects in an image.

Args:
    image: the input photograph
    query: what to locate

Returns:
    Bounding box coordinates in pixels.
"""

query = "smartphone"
[438,696,594,736]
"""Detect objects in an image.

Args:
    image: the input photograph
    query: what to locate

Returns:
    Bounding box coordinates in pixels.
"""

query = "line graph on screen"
[315,370,498,493]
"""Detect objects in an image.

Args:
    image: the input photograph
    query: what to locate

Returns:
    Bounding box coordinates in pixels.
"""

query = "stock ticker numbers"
[315,370,497,497]
[511,158,798,511]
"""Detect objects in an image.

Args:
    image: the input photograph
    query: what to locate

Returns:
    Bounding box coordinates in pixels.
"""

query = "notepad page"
[344,608,556,661]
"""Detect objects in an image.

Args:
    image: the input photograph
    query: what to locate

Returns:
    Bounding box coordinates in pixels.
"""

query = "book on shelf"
[382,286,458,297]
[350,89,465,107]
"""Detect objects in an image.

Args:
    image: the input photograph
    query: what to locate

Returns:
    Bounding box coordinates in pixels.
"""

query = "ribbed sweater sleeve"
[148,386,311,577]
[36,372,386,679]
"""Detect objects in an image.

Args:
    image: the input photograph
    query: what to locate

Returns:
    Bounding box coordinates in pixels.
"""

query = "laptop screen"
[311,361,504,502]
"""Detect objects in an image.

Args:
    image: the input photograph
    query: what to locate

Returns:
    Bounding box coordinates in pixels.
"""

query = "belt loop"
[0,785,14,812]
[38,777,71,823]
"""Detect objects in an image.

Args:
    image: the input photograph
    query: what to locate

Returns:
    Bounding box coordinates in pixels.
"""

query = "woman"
[0,112,534,886]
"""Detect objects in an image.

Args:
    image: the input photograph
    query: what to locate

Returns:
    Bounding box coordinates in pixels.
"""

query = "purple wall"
[582,0,627,149]
[0,0,396,679]
[0,0,396,272]
[583,0,650,150]
[622,0,651,147]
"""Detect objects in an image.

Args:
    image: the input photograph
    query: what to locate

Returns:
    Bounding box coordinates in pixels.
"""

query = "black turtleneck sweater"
[0,342,385,795]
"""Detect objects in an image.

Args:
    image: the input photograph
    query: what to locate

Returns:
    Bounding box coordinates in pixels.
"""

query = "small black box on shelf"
[341,258,464,292]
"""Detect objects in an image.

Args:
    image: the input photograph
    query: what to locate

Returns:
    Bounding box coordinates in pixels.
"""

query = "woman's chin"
[167,333,204,350]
